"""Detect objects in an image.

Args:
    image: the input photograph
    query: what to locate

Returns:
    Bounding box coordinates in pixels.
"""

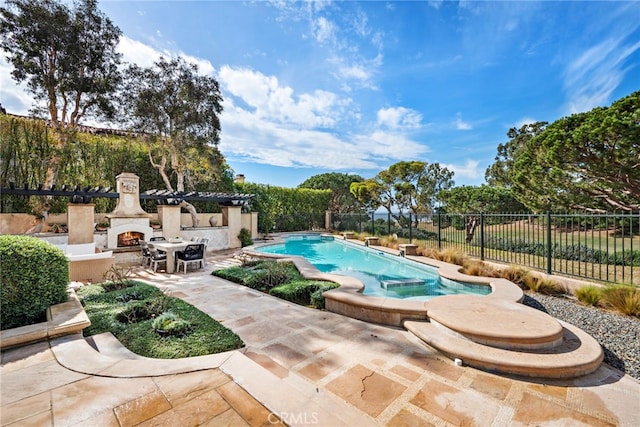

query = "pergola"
[1,182,253,206]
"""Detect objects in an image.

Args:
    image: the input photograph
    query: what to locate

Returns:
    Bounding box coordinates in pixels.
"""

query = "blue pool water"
[256,234,491,300]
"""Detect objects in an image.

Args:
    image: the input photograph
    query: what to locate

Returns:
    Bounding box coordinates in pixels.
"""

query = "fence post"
[409,213,413,243]
[437,212,442,249]
[371,211,375,236]
[546,211,552,274]
[480,212,485,261]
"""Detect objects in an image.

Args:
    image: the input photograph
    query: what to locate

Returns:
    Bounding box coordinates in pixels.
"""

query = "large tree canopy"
[486,91,640,212]
[438,185,527,213]
[298,172,364,213]
[0,0,122,189]
[351,161,454,224]
[121,56,225,226]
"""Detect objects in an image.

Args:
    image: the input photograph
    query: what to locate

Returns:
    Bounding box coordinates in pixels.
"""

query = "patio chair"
[147,244,167,273]
[175,243,205,274]
[139,240,151,267]
[199,238,209,264]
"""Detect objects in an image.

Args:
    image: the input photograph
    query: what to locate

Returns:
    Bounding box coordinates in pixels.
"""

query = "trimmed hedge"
[483,235,640,267]
[0,235,69,329]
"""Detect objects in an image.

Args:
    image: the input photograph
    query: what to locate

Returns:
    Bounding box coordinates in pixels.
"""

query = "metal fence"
[330,211,640,286]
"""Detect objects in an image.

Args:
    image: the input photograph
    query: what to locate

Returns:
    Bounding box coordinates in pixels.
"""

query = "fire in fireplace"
[118,231,144,247]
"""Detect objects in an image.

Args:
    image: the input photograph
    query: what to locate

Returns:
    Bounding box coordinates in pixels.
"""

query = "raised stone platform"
[426,295,564,350]
[405,319,604,379]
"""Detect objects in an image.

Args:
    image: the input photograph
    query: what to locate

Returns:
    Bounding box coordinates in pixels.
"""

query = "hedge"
[0,235,69,329]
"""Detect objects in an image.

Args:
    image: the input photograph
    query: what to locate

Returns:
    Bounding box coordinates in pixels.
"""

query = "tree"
[298,172,364,213]
[485,121,547,187]
[487,91,640,212]
[351,161,454,225]
[438,185,529,242]
[0,0,122,190]
[437,185,527,213]
[121,57,224,226]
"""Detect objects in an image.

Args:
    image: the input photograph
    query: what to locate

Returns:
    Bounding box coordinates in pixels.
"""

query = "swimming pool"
[256,234,490,300]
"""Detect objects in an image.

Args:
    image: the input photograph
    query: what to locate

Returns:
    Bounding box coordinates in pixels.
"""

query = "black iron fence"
[330,211,640,286]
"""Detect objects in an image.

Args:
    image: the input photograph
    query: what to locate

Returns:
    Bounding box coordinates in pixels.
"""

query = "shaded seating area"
[176,243,205,274]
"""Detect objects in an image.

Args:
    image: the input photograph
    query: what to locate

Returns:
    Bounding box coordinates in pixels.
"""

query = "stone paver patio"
[2,253,639,426]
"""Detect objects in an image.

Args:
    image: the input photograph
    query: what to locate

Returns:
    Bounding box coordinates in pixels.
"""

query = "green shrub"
[152,312,192,337]
[214,260,338,308]
[0,235,69,329]
[575,285,602,306]
[212,266,256,284]
[238,228,254,247]
[269,279,331,305]
[310,283,340,309]
[600,284,640,317]
[482,235,640,267]
[252,261,301,291]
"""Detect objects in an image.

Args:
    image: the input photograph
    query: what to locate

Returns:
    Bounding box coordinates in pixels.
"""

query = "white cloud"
[377,107,423,130]
[515,117,536,128]
[564,36,640,114]
[313,16,336,44]
[117,36,164,68]
[218,66,428,170]
[454,114,472,130]
[0,57,31,115]
[218,65,338,128]
[118,36,215,76]
[443,159,481,180]
[330,53,382,90]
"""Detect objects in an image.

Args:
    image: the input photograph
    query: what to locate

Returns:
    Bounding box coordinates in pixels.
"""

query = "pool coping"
[244,234,524,327]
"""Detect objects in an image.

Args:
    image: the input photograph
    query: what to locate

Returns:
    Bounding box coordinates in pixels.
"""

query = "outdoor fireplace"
[118,231,144,247]
[106,173,153,249]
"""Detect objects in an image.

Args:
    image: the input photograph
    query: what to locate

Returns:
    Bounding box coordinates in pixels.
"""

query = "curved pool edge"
[243,235,524,327]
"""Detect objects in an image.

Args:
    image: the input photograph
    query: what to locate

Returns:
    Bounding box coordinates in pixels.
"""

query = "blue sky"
[1,1,639,188]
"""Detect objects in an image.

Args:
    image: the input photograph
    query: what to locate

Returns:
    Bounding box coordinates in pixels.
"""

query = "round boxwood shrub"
[152,312,192,337]
[0,235,69,329]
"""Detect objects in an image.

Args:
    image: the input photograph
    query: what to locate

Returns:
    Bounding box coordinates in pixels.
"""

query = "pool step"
[380,278,424,289]
[404,319,603,379]
[425,295,565,350]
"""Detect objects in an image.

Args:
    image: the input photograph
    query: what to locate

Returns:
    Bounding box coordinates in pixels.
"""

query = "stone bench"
[341,232,356,239]
[56,243,115,283]
[398,243,418,256]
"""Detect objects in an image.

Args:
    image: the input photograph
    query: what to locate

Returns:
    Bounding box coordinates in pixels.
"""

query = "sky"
[1,1,639,189]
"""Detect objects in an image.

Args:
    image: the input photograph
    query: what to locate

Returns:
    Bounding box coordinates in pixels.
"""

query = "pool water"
[257,235,490,300]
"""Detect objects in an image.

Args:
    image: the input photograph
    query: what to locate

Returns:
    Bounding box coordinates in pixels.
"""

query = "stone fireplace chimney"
[106,173,152,248]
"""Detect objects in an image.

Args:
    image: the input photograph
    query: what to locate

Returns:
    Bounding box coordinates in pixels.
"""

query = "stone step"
[85,332,143,360]
[404,320,604,379]
[425,295,564,350]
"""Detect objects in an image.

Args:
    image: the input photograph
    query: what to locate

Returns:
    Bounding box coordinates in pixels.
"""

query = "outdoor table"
[150,239,190,273]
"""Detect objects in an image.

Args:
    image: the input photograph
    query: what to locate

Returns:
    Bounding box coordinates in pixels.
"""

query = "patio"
[1,253,638,426]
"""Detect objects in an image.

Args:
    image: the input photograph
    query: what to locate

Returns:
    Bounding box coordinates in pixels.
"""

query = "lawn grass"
[77,281,244,358]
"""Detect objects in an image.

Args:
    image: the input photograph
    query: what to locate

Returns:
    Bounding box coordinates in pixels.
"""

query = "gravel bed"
[522,293,640,380]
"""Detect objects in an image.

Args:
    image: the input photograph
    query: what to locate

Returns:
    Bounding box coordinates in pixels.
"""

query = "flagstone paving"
[1,252,639,426]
